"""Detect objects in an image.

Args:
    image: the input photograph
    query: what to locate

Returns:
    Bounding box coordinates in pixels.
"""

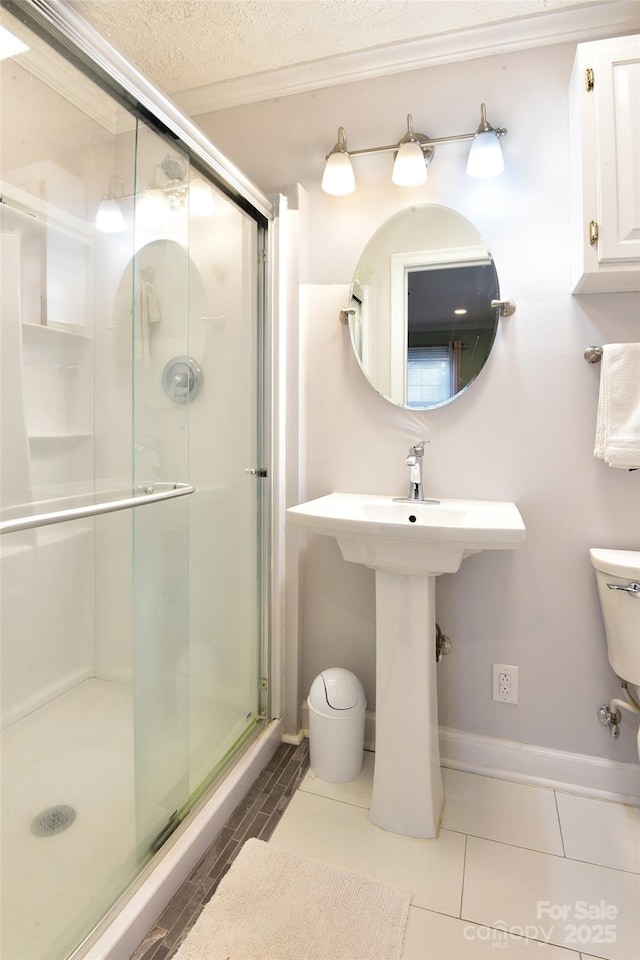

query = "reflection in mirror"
[348,205,500,409]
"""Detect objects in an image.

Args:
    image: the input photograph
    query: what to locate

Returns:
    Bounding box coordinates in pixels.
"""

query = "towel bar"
[0,482,195,535]
[584,346,603,363]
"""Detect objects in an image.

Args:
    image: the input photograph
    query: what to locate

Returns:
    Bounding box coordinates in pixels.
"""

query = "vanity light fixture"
[188,176,216,216]
[321,127,356,196]
[95,175,125,233]
[392,115,431,187]
[95,156,216,232]
[137,174,171,228]
[466,103,505,177]
[322,103,506,196]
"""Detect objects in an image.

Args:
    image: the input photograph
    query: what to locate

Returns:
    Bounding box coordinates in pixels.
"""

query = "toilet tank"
[590,549,640,684]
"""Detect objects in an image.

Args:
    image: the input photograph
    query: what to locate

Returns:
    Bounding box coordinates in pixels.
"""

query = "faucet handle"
[410,440,430,456]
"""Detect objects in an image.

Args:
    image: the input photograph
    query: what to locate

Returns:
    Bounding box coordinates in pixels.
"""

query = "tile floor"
[134,744,640,960]
[270,753,640,960]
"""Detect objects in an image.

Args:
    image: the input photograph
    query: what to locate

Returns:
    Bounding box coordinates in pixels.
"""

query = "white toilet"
[590,548,640,758]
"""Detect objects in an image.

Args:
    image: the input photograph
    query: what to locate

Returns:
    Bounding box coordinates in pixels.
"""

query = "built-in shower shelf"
[1,179,92,240]
[23,322,90,338]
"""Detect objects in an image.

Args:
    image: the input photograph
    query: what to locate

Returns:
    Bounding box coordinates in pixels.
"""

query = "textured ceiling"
[69,0,605,95]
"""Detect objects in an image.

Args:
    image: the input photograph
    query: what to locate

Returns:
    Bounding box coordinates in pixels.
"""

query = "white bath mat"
[172,837,411,960]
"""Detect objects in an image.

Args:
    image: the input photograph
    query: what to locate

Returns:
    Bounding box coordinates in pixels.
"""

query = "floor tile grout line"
[297,784,372,810]
[551,853,640,877]
[404,902,587,954]
[463,831,640,875]
[440,824,565,857]
[458,833,467,919]
[554,787,568,858]
[299,793,571,860]
[300,782,639,876]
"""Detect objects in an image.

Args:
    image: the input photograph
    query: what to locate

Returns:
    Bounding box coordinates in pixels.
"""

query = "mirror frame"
[347,204,501,410]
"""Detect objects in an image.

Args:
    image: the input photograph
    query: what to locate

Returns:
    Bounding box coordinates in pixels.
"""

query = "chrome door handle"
[0,482,195,535]
[607,581,640,596]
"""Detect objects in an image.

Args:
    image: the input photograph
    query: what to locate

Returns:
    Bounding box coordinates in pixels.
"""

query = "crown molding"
[175,1,640,117]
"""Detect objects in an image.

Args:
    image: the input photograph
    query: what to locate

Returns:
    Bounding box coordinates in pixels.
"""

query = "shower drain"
[30,805,76,838]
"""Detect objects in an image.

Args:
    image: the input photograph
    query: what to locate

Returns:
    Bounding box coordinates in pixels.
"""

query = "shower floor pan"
[1,680,136,960]
[0,678,251,960]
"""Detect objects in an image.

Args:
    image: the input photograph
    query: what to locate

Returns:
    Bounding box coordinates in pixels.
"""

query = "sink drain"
[30,805,76,837]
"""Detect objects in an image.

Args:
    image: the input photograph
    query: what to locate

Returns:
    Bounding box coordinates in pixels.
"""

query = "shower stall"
[0,2,278,958]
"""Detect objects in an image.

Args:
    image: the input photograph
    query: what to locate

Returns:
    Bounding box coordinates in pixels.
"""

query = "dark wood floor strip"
[130,740,310,960]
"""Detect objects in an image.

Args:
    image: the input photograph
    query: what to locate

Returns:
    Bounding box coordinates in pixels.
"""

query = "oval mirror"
[348,204,500,409]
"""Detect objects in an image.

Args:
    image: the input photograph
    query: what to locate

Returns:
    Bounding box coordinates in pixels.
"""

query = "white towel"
[594,343,640,469]
[135,278,161,369]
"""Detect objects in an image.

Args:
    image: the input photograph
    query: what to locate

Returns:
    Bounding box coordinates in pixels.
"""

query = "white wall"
[195,40,640,764]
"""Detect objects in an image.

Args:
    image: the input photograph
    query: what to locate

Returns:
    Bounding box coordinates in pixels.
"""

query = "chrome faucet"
[406,440,429,500]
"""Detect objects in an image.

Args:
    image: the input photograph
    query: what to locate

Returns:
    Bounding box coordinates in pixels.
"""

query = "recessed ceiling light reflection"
[454,308,468,315]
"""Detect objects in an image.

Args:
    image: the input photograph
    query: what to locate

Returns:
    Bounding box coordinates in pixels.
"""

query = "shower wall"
[0,7,267,959]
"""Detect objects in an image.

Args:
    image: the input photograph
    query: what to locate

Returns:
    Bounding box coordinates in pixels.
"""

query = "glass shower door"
[129,123,266,844]
[0,5,268,958]
[186,183,264,797]
[129,124,192,855]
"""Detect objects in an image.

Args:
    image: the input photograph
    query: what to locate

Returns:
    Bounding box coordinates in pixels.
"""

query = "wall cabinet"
[570,34,640,293]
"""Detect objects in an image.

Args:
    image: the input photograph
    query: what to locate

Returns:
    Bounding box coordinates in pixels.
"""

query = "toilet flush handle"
[606,581,640,596]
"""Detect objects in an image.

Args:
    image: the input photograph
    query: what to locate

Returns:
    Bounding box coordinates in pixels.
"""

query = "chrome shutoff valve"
[598,704,621,738]
[435,623,452,663]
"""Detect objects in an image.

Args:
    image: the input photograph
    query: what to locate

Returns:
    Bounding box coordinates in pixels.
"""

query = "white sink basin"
[287,492,525,576]
[288,491,526,839]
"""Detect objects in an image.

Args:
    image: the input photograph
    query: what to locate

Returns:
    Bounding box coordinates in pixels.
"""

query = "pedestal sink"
[287,492,526,839]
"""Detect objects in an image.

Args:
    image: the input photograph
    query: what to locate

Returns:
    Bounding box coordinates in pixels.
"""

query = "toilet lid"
[590,548,640,578]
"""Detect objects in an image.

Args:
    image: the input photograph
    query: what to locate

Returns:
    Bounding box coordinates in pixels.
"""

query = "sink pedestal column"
[369,570,443,838]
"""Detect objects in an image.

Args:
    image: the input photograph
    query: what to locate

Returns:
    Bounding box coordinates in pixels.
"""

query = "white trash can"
[308,668,366,783]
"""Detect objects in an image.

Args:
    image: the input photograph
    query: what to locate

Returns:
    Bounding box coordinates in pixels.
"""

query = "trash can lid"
[309,667,365,714]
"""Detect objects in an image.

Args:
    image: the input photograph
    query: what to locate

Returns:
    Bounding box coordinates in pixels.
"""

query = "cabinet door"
[594,35,640,264]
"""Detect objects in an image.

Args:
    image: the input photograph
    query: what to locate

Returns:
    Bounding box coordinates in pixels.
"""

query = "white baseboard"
[439,726,640,806]
[282,729,305,746]
[300,703,640,805]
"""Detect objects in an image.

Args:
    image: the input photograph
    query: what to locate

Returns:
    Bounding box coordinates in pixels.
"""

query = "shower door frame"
[2,0,283,857]
[1,3,298,958]
[6,0,278,659]
[2,1,273,221]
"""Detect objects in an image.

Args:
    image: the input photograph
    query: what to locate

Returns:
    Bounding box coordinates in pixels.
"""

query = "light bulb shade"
[392,140,427,187]
[137,187,169,228]
[466,131,504,178]
[95,197,125,233]
[0,25,29,60]
[321,151,355,196]
[188,177,215,216]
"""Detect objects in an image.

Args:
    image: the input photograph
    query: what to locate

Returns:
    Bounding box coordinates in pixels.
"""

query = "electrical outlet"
[492,663,518,704]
